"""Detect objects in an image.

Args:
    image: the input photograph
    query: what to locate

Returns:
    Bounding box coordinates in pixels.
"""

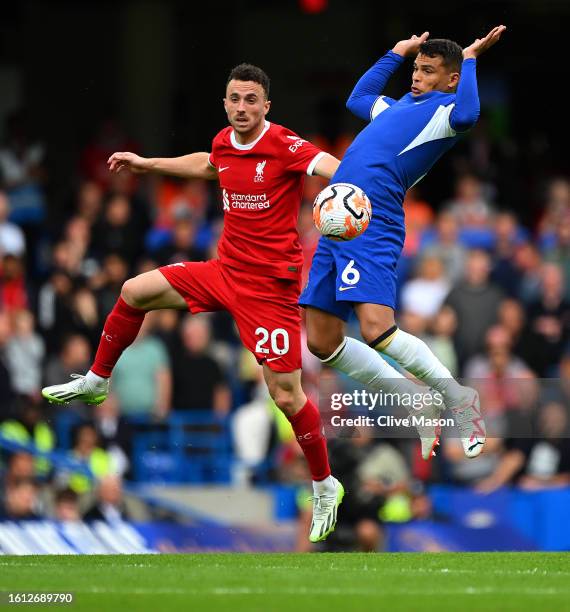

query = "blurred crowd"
[1,111,570,552]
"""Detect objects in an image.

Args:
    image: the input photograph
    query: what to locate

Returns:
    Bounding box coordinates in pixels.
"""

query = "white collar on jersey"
[230,120,271,150]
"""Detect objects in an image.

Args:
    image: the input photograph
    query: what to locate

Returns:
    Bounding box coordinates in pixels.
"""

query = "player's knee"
[268,379,300,417]
[306,332,344,361]
[272,388,297,416]
[359,320,395,346]
[120,277,146,309]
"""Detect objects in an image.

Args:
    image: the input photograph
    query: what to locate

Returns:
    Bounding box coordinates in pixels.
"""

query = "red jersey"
[209,121,324,280]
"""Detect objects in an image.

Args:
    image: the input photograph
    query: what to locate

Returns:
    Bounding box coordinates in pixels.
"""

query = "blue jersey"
[300,50,480,317]
[333,50,480,227]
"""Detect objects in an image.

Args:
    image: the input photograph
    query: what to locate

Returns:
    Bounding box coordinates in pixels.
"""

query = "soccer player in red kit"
[43,64,344,542]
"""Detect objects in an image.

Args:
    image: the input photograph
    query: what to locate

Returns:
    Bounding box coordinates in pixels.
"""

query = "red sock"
[91,297,146,378]
[288,399,331,481]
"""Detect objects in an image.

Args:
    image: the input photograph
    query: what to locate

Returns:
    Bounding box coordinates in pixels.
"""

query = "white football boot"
[42,374,109,406]
[448,387,486,458]
[411,392,443,461]
[308,476,345,543]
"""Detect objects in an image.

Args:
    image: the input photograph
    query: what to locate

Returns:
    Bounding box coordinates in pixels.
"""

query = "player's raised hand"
[463,25,506,59]
[392,32,429,58]
[107,151,152,174]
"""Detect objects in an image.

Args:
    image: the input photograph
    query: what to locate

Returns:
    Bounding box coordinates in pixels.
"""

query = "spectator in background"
[83,474,133,523]
[421,212,467,284]
[171,314,231,414]
[525,263,570,376]
[75,180,104,227]
[0,401,55,479]
[464,324,537,432]
[497,298,534,368]
[444,173,494,228]
[0,311,15,419]
[59,422,113,495]
[477,401,570,493]
[445,249,504,366]
[152,307,180,351]
[6,309,44,401]
[422,306,459,378]
[401,255,450,324]
[92,395,132,478]
[321,429,411,552]
[91,253,129,318]
[0,190,26,257]
[464,324,534,382]
[37,270,75,354]
[232,367,275,484]
[152,177,212,231]
[490,211,527,297]
[62,216,96,277]
[53,487,81,522]
[538,178,570,250]
[43,334,92,416]
[0,254,28,313]
[0,478,41,520]
[156,212,206,266]
[70,286,101,350]
[92,195,142,264]
[1,452,35,488]
[544,210,570,302]
[111,311,171,420]
[513,242,543,305]
[0,110,46,226]
[48,241,84,278]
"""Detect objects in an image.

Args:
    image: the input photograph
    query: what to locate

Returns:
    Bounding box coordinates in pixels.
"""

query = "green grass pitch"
[1,552,570,611]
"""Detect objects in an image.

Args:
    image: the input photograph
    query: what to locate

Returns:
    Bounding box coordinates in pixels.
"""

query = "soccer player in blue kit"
[301,26,506,460]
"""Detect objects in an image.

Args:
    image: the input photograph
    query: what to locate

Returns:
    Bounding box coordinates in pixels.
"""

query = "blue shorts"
[299,215,405,321]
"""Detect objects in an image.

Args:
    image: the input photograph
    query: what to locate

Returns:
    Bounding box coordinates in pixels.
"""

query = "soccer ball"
[313,182,372,241]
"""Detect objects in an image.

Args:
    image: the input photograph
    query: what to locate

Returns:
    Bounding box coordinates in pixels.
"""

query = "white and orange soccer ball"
[312,183,372,241]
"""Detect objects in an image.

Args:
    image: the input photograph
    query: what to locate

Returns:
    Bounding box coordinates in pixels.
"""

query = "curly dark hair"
[227,63,270,99]
[419,39,463,72]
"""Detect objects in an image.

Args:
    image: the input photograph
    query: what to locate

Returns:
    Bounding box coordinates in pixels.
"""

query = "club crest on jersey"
[254,160,266,182]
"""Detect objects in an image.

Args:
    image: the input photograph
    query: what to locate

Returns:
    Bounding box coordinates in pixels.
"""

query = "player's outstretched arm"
[450,25,506,132]
[312,154,341,180]
[392,31,430,59]
[463,25,506,60]
[346,32,428,121]
[107,151,218,180]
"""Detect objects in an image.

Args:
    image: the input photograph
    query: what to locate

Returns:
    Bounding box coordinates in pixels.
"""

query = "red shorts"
[159,260,302,372]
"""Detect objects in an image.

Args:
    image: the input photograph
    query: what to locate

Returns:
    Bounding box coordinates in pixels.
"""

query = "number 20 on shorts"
[255,327,290,355]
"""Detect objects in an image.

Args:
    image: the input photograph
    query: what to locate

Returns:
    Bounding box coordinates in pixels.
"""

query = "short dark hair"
[227,63,270,99]
[419,39,463,72]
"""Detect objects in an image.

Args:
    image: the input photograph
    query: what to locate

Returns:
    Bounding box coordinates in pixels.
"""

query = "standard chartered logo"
[222,189,271,212]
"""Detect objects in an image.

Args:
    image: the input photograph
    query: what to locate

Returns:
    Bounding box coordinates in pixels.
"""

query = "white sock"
[313,475,336,496]
[323,337,429,407]
[86,370,109,389]
[380,329,463,404]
